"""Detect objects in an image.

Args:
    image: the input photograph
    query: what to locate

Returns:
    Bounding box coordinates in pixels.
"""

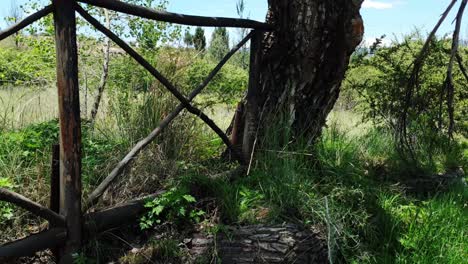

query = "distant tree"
[236,0,249,69]
[6,1,23,48]
[183,28,193,48]
[127,0,181,50]
[209,27,230,61]
[193,26,206,51]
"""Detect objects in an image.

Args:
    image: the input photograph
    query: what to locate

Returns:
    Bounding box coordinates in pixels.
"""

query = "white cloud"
[362,0,394,9]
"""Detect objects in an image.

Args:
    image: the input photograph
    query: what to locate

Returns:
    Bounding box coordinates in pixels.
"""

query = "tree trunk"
[236,0,364,152]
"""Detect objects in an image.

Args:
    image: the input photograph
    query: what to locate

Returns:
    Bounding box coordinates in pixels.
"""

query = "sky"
[0,0,467,46]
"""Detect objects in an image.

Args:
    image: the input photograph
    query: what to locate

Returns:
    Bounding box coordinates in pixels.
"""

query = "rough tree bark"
[234,0,364,153]
[188,224,327,264]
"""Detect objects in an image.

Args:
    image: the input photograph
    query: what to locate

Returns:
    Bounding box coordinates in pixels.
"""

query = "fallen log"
[188,224,328,264]
[84,191,165,235]
[0,228,66,257]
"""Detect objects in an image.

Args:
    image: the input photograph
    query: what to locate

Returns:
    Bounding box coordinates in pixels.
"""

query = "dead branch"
[0,188,65,226]
[444,0,466,136]
[0,5,53,41]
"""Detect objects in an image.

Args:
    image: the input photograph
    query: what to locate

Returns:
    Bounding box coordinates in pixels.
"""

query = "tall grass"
[177,111,467,263]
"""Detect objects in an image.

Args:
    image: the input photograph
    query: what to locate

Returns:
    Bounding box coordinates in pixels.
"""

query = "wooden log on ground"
[0,188,65,226]
[76,5,244,165]
[188,224,328,264]
[78,0,273,30]
[84,191,164,235]
[53,0,83,261]
[0,5,53,41]
[0,228,67,257]
[78,6,253,208]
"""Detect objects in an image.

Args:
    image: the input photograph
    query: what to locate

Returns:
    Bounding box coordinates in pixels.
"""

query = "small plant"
[140,187,205,229]
[0,177,14,221]
[72,252,96,264]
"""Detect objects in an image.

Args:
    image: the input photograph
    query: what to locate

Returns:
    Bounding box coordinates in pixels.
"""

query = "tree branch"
[0,5,53,41]
[0,188,65,226]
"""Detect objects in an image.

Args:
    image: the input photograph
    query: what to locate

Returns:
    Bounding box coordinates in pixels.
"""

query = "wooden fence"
[0,0,273,261]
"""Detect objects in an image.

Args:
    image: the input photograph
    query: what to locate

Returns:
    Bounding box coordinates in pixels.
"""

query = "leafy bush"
[140,187,205,229]
[0,40,55,85]
[183,58,248,104]
[343,34,467,174]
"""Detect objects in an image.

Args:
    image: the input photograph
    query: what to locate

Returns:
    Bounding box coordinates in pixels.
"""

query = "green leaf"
[153,205,165,215]
[178,207,186,216]
[183,194,196,203]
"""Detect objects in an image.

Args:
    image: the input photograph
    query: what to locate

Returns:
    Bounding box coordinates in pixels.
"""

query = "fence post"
[242,30,261,162]
[50,143,60,260]
[52,0,83,261]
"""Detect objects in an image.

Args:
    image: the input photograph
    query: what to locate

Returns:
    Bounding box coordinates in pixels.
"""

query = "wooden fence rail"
[0,0,271,261]
[78,0,273,29]
[0,5,53,41]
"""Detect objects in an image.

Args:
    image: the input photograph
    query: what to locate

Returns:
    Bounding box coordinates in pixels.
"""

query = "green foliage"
[126,0,181,50]
[193,27,206,51]
[73,252,96,264]
[183,58,247,104]
[140,187,205,229]
[0,120,58,162]
[209,27,230,61]
[378,187,468,264]
[183,28,193,47]
[0,46,55,85]
[0,177,14,221]
[344,34,467,173]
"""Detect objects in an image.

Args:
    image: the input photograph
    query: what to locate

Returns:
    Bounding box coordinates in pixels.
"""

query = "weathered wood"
[84,191,164,234]
[78,0,273,30]
[0,188,65,226]
[188,224,328,264]
[78,7,253,209]
[242,30,262,162]
[0,5,53,41]
[76,5,244,165]
[0,228,67,257]
[50,144,61,260]
[53,0,83,261]
[50,144,60,214]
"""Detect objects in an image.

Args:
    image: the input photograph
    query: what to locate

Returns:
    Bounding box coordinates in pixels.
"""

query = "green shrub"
[343,34,467,174]
[140,187,205,229]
